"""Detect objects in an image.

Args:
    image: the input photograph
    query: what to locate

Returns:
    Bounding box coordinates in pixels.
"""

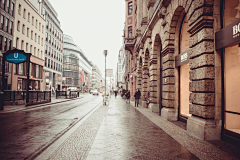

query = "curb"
[0,97,83,113]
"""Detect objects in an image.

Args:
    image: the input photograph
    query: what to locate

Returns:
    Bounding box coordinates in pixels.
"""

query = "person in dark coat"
[134,88,141,107]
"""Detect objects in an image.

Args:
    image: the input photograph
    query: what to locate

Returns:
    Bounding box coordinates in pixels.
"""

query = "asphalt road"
[0,94,102,160]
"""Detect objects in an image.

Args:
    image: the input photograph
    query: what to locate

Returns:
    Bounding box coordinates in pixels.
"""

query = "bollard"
[0,92,4,110]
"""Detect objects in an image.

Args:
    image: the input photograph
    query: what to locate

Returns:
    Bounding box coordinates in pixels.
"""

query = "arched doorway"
[138,56,143,105]
[152,34,162,113]
[142,49,150,108]
[178,14,191,122]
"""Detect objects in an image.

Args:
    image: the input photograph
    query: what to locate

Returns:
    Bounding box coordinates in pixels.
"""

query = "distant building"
[42,0,63,91]
[12,0,45,90]
[91,64,102,92]
[0,0,16,90]
[62,35,80,90]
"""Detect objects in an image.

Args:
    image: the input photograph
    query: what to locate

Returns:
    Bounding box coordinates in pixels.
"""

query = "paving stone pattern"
[48,96,198,159]
[86,98,199,160]
[48,105,109,160]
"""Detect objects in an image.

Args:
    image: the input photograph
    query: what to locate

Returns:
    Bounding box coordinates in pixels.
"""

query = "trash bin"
[0,92,4,110]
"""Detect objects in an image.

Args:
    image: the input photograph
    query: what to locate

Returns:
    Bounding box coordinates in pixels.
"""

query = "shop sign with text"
[175,49,189,67]
[216,18,240,50]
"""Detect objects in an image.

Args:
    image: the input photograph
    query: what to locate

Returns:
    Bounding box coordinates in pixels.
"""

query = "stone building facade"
[0,0,15,90]
[13,0,45,90]
[124,0,240,146]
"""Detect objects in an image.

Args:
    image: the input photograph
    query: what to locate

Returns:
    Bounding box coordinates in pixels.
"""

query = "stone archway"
[142,49,150,108]
[148,34,162,113]
[137,56,143,105]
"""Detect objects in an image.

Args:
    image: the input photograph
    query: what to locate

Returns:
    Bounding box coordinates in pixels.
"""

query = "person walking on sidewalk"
[134,88,141,107]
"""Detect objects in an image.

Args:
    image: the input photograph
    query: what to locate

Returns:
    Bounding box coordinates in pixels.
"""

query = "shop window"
[223,0,240,137]
[179,15,191,120]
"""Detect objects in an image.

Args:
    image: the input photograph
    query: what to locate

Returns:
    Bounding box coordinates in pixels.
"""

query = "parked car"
[92,90,99,95]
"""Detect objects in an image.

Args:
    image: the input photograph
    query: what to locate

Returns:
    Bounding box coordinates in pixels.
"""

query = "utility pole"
[103,50,108,105]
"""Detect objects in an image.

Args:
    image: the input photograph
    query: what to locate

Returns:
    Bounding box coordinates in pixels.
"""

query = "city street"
[1,95,239,160]
[0,94,102,160]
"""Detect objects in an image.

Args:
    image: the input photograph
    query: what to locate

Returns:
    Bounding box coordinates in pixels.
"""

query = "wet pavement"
[35,96,240,160]
[0,94,102,160]
[1,95,240,160]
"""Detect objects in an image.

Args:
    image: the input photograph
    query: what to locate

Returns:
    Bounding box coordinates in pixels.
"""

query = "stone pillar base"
[142,100,146,108]
[149,103,159,113]
[187,116,221,140]
[161,107,178,121]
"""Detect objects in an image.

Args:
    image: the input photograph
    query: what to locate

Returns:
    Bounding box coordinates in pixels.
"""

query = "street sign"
[106,69,113,77]
[1,48,32,110]
[6,52,27,64]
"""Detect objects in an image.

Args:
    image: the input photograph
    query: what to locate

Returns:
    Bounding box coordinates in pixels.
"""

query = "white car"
[92,90,99,95]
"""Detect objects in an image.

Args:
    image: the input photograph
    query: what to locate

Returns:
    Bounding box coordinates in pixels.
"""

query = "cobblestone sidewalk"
[38,96,239,160]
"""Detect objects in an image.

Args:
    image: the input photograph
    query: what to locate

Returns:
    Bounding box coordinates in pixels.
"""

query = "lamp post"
[103,50,107,105]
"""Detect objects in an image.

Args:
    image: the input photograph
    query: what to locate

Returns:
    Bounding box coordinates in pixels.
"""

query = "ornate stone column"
[142,59,149,108]
[186,0,220,140]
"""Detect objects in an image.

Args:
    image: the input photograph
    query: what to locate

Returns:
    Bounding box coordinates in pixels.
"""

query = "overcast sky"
[49,0,125,83]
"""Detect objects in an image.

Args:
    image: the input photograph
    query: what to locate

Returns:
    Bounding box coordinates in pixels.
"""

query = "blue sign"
[6,52,27,64]
[102,86,105,88]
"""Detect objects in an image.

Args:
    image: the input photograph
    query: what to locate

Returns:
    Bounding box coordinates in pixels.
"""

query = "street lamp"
[103,50,108,105]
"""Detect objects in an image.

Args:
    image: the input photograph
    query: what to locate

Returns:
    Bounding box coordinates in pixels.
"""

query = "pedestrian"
[115,90,117,98]
[145,90,150,108]
[134,88,141,107]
